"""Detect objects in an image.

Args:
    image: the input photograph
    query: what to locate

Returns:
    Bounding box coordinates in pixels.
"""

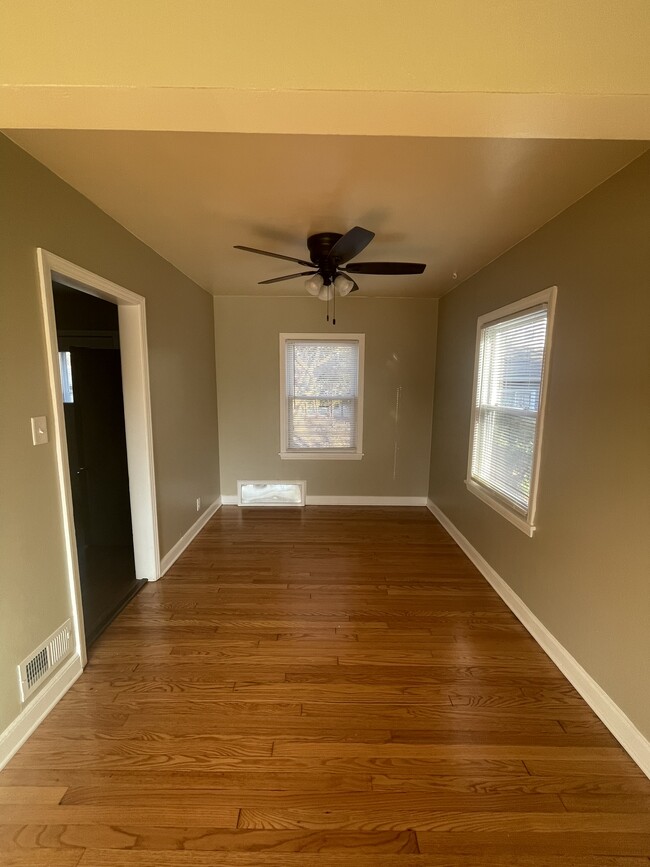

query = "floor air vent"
[18,619,73,702]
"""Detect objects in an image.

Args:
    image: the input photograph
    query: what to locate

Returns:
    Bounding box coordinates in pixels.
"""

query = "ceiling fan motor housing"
[307,232,344,281]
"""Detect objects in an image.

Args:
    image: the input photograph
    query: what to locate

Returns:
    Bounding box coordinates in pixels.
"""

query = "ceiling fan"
[234,226,426,323]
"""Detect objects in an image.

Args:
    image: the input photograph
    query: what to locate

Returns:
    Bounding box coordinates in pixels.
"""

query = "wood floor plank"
[273,741,625,759]
[13,734,274,757]
[5,754,532,775]
[560,794,650,813]
[68,830,418,858]
[524,759,649,777]
[70,677,239,695]
[0,769,374,792]
[416,831,650,857]
[370,773,650,795]
[0,786,68,804]
[0,853,83,866]
[1,506,646,862]
[56,788,563,812]
[117,700,303,718]
[281,665,572,687]
[386,730,617,748]
[76,854,650,867]
[0,805,239,826]
[237,806,650,831]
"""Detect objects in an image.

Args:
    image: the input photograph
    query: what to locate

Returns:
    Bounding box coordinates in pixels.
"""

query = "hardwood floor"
[2,506,649,865]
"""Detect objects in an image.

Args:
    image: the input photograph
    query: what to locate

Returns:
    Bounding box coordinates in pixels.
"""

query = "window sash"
[466,288,556,534]
[287,397,358,452]
[281,336,363,456]
[471,405,538,513]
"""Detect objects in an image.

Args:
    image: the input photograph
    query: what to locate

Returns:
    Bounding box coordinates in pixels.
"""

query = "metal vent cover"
[18,619,73,702]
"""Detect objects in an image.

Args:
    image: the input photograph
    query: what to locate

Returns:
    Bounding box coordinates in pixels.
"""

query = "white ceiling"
[7,131,646,298]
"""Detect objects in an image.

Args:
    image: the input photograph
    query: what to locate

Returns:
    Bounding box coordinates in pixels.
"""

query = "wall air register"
[18,619,73,702]
[237,481,306,507]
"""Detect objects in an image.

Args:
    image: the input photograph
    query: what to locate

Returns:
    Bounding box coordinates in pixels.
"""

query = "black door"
[63,345,140,646]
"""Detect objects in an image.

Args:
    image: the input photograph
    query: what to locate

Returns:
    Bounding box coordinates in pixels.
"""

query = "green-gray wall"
[0,136,220,732]
[428,152,650,738]
[214,297,437,498]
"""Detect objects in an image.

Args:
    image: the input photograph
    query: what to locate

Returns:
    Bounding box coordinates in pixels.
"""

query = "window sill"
[464,479,536,537]
[280,452,364,461]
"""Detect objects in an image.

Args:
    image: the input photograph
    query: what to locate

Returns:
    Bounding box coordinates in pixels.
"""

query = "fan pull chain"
[333,278,336,326]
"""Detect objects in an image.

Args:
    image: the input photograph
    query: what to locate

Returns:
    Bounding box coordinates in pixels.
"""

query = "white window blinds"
[285,339,360,452]
[470,304,549,516]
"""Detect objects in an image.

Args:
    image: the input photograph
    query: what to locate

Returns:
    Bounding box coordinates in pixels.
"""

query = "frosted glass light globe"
[334,274,355,296]
[304,274,324,296]
[318,284,334,301]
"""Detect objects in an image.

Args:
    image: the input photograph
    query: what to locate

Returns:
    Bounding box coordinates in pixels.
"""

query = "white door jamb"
[36,249,160,666]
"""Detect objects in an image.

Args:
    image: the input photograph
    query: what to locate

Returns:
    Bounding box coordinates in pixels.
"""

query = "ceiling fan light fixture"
[304,274,324,296]
[235,228,426,321]
[334,274,355,296]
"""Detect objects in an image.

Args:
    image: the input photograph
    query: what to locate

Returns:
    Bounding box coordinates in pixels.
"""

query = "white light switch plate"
[31,416,48,445]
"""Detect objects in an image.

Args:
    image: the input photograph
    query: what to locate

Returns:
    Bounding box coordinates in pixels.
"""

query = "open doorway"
[53,284,141,646]
[37,250,159,664]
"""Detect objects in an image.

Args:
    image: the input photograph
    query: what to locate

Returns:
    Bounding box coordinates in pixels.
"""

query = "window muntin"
[466,288,556,535]
[280,335,364,459]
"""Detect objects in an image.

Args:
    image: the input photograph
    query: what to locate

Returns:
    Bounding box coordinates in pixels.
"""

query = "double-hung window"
[280,334,364,460]
[466,287,556,536]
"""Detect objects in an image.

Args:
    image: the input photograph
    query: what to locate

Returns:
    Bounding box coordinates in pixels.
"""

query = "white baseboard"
[221,495,427,507]
[0,653,83,771]
[307,496,427,506]
[159,497,222,577]
[426,498,650,779]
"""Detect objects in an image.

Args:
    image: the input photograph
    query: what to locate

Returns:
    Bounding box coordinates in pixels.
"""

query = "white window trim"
[279,333,365,460]
[465,286,557,537]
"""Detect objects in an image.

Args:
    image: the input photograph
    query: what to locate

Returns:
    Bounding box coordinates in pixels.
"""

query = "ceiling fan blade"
[258,271,316,285]
[349,278,360,293]
[345,262,426,275]
[329,226,375,264]
[234,245,314,268]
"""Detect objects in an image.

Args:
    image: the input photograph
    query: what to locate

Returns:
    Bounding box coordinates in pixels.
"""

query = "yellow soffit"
[1,88,650,140]
[1,1,649,138]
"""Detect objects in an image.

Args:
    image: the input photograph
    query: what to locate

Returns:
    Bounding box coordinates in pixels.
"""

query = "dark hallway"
[54,283,141,647]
